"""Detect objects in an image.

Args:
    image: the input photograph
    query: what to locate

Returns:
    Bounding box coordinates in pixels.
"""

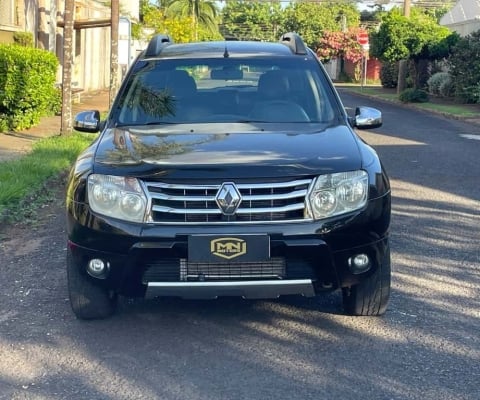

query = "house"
[0,0,29,43]
[440,0,480,36]
[0,0,139,92]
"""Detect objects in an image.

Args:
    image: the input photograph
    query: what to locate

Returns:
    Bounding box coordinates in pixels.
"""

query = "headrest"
[257,70,290,100]
[165,70,197,97]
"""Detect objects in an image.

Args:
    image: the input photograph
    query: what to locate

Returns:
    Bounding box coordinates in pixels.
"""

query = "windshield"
[115,57,338,125]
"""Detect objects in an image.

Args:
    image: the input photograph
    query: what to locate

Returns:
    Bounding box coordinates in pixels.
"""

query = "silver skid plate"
[145,279,315,299]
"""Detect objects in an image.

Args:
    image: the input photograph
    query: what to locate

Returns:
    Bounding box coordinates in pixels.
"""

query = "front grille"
[144,179,312,224]
[142,258,317,283]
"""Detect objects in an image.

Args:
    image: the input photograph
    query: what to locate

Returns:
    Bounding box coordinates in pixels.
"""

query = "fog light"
[87,259,109,278]
[348,254,371,274]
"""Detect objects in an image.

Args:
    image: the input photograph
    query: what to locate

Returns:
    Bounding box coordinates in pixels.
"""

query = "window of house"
[0,0,15,26]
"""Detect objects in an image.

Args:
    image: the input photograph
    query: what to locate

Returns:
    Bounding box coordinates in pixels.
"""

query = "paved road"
[0,92,479,399]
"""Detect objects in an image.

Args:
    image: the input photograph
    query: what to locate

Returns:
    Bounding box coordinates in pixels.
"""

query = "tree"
[422,3,455,22]
[317,28,363,64]
[317,28,364,81]
[110,0,119,107]
[133,0,221,42]
[282,2,360,48]
[220,1,283,42]
[142,6,196,43]
[370,10,410,62]
[166,0,219,40]
[370,8,451,88]
[61,0,75,135]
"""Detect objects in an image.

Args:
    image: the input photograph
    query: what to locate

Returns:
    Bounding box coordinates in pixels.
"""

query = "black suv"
[68,33,391,319]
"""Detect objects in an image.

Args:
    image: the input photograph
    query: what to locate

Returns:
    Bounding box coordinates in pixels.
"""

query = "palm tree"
[166,0,218,40]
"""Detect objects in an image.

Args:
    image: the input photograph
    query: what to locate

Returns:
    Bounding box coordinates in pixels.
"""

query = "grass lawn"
[344,86,399,102]
[0,132,96,223]
[411,102,479,118]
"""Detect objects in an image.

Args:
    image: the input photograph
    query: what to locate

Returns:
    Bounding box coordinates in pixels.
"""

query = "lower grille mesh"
[186,258,286,280]
[143,258,287,282]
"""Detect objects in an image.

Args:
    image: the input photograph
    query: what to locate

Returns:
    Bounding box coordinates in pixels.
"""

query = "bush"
[338,70,354,83]
[427,72,453,97]
[439,76,455,98]
[0,44,60,132]
[458,84,480,103]
[449,30,480,103]
[399,88,429,103]
[13,32,34,47]
[380,61,398,88]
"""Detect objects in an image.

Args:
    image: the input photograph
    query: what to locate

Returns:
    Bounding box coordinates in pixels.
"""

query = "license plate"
[188,235,270,263]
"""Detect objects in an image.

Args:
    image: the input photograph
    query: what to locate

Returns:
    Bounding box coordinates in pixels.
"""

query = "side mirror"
[74,110,101,133]
[354,106,382,129]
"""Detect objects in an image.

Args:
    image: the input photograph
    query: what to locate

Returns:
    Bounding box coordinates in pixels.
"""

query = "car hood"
[93,123,362,179]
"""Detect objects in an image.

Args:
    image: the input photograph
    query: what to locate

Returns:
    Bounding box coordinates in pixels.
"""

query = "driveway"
[0,92,479,399]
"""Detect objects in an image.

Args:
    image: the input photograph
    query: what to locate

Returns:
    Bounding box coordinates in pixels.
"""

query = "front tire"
[67,248,117,320]
[342,244,391,316]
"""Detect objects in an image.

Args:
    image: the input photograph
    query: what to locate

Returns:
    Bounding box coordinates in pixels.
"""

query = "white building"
[440,0,480,36]
[0,0,139,92]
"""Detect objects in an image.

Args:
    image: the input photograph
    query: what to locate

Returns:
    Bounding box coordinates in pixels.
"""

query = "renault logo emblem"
[215,183,242,215]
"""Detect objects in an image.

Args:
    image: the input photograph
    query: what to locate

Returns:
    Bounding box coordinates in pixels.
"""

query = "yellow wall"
[0,30,14,43]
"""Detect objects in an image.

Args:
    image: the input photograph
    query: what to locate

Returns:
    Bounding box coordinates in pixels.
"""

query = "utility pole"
[110,0,120,108]
[60,0,75,135]
[397,0,411,95]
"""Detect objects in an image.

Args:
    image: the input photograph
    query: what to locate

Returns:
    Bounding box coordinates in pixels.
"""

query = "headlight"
[307,170,368,219]
[87,174,147,223]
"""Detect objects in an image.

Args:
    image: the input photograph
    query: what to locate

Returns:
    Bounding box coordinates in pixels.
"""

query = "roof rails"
[144,34,173,57]
[279,32,307,55]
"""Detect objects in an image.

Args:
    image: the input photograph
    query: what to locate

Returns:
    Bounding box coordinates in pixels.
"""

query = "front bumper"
[67,194,390,299]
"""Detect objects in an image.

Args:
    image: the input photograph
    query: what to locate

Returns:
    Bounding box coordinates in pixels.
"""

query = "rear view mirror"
[211,67,243,80]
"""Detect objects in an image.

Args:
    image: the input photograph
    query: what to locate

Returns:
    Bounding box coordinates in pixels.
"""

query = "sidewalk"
[0,90,110,162]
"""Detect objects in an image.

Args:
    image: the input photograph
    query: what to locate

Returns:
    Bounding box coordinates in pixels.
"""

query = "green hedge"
[380,61,398,89]
[0,44,60,132]
[399,88,429,103]
[449,30,480,103]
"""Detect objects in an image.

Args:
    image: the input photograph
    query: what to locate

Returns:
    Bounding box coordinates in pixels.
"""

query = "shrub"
[13,32,34,47]
[439,76,455,98]
[399,88,429,103]
[338,70,353,83]
[0,44,60,132]
[458,84,480,104]
[380,61,398,88]
[427,72,453,96]
[449,30,480,103]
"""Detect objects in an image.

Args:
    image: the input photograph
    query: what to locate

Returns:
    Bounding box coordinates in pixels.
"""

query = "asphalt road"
[0,92,479,400]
